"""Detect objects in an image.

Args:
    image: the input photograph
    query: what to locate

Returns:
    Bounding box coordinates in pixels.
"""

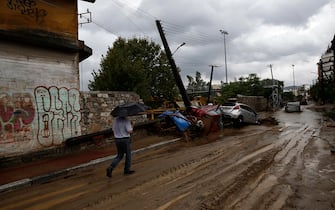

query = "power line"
[91,21,119,36]
[79,1,224,83]
[110,0,149,35]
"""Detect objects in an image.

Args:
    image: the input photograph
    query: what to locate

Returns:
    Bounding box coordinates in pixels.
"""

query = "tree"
[310,80,335,104]
[218,73,274,103]
[88,37,178,102]
[186,71,208,92]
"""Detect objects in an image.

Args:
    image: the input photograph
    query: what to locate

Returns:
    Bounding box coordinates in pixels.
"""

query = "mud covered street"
[1,105,335,210]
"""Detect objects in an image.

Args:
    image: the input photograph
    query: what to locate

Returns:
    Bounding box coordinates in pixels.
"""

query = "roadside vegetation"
[309,80,335,104]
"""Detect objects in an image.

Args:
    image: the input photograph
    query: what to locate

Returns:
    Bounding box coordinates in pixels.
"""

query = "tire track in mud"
[87,128,282,210]
[199,148,279,210]
[85,144,234,210]
[7,125,307,210]
[27,124,314,210]
[2,117,329,210]
[225,124,320,210]
[284,123,335,209]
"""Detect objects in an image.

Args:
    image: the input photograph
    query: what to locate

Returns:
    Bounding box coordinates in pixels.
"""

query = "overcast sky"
[78,0,335,91]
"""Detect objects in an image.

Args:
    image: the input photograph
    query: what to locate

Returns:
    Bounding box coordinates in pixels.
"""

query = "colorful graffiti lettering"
[0,92,35,143]
[0,87,81,147]
[34,86,81,146]
[6,0,47,24]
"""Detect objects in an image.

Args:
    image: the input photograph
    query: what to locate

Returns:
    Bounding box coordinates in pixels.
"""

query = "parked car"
[285,101,301,112]
[219,102,259,126]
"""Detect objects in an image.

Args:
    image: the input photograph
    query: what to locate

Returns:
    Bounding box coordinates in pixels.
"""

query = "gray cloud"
[78,0,335,91]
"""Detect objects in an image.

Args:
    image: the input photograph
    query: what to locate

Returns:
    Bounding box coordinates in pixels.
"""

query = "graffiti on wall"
[0,92,35,143]
[6,0,48,24]
[0,87,81,146]
[34,86,81,146]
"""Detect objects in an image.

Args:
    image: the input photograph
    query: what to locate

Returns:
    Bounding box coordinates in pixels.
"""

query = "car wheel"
[234,116,243,127]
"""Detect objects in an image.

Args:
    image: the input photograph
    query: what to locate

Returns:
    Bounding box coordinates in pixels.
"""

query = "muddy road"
[1,105,335,210]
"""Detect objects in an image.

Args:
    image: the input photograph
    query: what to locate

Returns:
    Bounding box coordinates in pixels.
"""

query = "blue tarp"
[158,110,191,132]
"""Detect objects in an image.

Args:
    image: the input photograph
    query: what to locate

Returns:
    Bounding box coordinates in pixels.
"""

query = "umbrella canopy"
[111,102,149,117]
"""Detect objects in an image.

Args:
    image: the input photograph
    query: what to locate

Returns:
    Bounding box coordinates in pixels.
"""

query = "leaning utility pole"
[207,65,219,104]
[156,20,191,108]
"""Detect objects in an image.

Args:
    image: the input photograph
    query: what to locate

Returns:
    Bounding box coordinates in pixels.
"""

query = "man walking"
[106,109,135,177]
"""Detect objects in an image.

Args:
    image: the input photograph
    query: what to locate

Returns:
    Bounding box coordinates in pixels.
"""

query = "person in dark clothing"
[106,109,135,177]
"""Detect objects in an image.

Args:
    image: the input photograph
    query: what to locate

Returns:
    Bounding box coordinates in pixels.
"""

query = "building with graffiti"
[0,0,95,157]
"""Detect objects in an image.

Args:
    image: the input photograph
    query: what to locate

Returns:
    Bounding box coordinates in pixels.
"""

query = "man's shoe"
[124,170,135,176]
[106,167,112,178]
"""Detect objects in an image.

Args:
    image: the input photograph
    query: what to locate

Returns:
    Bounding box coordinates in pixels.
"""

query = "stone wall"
[80,91,146,135]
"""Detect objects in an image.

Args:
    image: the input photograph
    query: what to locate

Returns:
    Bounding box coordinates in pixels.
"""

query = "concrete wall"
[0,41,81,157]
[236,95,268,112]
[0,0,97,160]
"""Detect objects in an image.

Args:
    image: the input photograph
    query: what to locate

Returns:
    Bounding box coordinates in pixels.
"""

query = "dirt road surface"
[1,105,335,210]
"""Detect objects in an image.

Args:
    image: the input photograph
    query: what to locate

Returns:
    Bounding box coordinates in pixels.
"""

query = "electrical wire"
[91,21,119,36]
[80,0,223,74]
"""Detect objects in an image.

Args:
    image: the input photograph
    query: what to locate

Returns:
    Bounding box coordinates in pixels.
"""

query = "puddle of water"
[275,108,322,129]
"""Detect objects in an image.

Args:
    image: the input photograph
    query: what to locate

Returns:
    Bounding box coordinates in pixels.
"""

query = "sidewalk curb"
[0,137,181,194]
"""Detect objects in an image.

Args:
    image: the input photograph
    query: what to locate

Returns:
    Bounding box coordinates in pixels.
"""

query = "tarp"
[158,110,191,132]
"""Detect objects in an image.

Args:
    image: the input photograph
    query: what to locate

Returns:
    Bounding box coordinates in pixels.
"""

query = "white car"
[285,101,301,112]
[219,102,259,126]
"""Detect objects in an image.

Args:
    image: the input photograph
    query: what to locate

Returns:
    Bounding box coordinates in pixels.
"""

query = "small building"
[0,0,95,157]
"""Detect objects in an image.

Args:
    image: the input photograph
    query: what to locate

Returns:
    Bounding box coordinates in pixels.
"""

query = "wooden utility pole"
[156,20,191,108]
[332,35,335,82]
[207,65,218,104]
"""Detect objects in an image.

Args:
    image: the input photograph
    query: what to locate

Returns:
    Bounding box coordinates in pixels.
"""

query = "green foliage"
[324,110,335,120]
[282,91,295,102]
[88,37,179,102]
[186,71,208,90]
[218,74,266,103]
[216,74,284,104]
[310,80,335,104]
[185,72,282,104]
[186,71,210,99]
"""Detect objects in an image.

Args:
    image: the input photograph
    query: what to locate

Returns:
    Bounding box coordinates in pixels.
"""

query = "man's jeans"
[110,137,132,172]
